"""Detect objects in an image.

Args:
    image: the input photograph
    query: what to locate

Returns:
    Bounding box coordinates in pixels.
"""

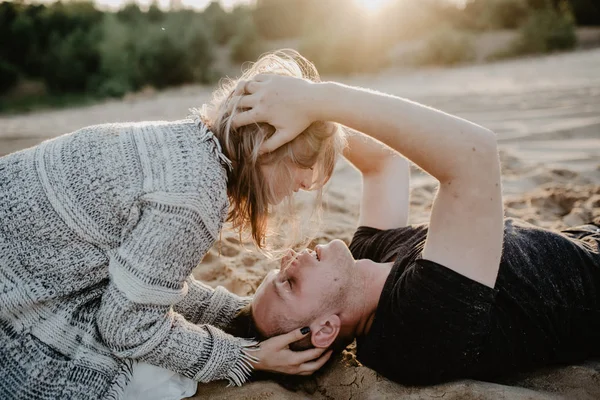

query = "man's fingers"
[298,350,333,374]
[233,79,260,96]
[233,80,248,96]
[227,95,256,114]
[232,110,260,129]
[237,95,256,109]
[254,74,270,82]
[245,80,260,94]
[260,131,295,155]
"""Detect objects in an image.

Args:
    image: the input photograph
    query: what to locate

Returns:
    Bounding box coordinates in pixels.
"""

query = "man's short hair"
[222,303,351,352]
[222,303,313,350]
[222,303,263,340]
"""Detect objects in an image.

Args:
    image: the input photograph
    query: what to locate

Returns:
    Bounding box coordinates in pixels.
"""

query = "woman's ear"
[310,315,341,349]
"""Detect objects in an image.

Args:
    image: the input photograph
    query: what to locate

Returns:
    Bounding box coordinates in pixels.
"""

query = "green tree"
[230,13,264,63]
[42,25,102,93]
[515,4,577,53]
[204,1,236,45]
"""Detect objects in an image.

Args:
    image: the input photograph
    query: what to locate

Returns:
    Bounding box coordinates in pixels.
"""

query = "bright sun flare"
[354,0,393,13]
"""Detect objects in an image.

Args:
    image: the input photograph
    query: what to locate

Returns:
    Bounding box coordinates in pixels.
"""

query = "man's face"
[252,239,356,337]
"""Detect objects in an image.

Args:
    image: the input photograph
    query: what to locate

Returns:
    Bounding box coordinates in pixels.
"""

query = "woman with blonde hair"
[0,50,344,400]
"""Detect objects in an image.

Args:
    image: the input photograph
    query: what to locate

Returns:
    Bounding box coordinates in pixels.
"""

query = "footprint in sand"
[241,254,260,267]
[324,201,347,214]
[194,261,227,283]
[218,237,242,257]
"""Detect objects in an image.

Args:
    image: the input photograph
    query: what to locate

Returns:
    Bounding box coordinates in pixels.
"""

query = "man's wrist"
[311,81,337,121]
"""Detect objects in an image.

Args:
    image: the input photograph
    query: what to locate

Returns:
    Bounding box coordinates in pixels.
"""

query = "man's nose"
[281,249,297,270]
[296,249,314,265]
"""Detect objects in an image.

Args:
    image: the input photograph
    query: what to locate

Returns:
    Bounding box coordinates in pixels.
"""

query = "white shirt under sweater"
[0,117,256,400]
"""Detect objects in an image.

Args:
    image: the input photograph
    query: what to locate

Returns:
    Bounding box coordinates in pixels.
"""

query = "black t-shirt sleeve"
[358,258,497,385]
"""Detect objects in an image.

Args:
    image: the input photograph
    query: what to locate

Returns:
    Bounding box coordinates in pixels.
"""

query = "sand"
[1,48,599,399]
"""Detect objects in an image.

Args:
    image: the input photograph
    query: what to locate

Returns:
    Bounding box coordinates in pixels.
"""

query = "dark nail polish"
[300,326,310,335]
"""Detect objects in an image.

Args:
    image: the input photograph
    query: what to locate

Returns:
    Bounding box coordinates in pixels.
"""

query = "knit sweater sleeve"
[96,192,257,385]
[173,276,251,328]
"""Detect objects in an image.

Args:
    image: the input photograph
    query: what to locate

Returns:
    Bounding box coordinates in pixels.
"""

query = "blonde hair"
[200,50,346,250]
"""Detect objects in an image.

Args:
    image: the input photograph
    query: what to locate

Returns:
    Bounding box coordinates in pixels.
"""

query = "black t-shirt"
[349,218,600,385]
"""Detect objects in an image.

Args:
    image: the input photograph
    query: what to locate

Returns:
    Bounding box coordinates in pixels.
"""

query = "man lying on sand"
[229,73,600,385]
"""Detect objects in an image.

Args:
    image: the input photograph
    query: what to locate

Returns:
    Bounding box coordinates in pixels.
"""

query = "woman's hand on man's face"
[251,327,333,376]
[231,74,322,154]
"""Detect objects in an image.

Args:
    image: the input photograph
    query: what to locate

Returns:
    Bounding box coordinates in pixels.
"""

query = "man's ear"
[310,315,340,349]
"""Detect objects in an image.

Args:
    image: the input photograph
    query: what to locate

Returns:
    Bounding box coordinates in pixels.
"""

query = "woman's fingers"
[298,350,333,375]
[292,347,328,364]
[272,327,311,348]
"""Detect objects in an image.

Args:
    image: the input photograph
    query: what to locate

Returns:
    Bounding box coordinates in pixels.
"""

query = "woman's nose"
[298,170,312,191]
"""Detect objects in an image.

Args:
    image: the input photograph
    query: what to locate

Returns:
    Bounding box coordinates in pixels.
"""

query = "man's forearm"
[315,82,497,184]
[343,128,403,177]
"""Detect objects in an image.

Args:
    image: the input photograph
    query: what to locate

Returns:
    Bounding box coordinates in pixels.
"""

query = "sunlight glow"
[354,0,393,13]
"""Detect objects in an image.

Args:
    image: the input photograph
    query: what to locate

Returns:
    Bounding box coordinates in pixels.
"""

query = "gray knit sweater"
[0,117,257,400]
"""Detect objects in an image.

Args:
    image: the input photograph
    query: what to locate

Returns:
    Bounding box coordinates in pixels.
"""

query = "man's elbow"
[362,153,409,179]
[479,127,498,154]
[447,128,499,185]
[474,128,500,175]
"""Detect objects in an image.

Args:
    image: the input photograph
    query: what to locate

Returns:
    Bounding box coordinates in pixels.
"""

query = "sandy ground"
[1,49,599,399]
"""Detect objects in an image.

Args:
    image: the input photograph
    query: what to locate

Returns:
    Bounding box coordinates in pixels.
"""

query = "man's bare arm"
[314,83,503,288]
[343,129,410,230]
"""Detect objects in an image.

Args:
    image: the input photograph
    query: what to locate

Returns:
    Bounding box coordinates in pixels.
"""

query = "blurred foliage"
[0,0,597,112]
[0,92,99,114]
[460,0,532,30]
[414,28,476,66]
[460,0,599,28]
[515,3,578,53]
[488,1,577,60]
[0,61,20,93]
[204,1,243,45]
[0,0,244,101]
[230,14,265,64]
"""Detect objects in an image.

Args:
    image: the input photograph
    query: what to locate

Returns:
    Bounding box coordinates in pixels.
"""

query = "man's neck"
[351,259,393,337]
